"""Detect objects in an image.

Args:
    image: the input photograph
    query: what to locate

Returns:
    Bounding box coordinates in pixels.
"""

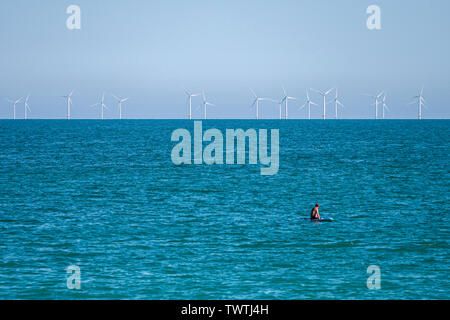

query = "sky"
[0,0,449,119]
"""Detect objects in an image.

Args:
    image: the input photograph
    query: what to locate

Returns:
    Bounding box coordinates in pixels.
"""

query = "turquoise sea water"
[0,120,448,299]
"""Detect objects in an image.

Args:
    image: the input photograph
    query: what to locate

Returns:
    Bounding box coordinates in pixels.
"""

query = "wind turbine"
[409,87,427,120]
[280,87,297,120]
[201,91,215,120]
[300,89,318,120]
[250,89,277,120]
[61,90,74,120]
[363,91,384,119]
[311,88,334,120]
[112,94,128,120]
[24,94,31,119]
[91,92,108,120]
[5,97,22,120]
[330,89,344,119]
[381,94,389,119]
[184,89,200,120]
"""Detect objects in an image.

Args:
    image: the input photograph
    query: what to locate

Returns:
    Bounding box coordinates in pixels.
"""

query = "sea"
[0,119,448,299]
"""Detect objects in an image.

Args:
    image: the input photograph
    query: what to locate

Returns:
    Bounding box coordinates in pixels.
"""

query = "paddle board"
[302,218,334,222]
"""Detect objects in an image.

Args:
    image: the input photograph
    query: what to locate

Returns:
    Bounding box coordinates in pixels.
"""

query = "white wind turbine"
[330,89,344,119]
[61,90,74,120]
[6,97,22,120]
[24,94,31,119]
[184,89,201,120]
[280,86,297,120]
[311,88,334,120]
[363,91,384,119]
[300,89,318,120]
[250,89,277,120]
[112,94,128,120]
[91,92,108,120]
[409,87,427,120]
[381,94,389,119]
[201,92,215,120]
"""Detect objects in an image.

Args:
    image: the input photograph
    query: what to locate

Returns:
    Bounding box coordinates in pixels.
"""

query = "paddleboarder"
[310,203,321,220]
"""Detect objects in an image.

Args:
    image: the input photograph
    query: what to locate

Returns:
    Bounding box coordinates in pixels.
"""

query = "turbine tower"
[331,89,344,119]
[311,88,334,120]
[409,87,427,120]
[300,89,318,120]
[6,97,22,120]
[61,90,74,120]
[277,101,283,119]
[280,87,297,120]
[184,89,200,120]
[250,89,276,120]
[112,94,128,120]
[201,91,215,120]
[363,92,384,119]
[91,92,108,120]
[24,94,31,119]
[381,94,389,119]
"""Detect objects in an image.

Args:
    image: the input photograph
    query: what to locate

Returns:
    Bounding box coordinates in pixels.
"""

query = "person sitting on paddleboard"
[311,203,321,220]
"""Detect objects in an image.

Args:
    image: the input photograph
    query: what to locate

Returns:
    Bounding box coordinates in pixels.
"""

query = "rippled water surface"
[0,120,448,299]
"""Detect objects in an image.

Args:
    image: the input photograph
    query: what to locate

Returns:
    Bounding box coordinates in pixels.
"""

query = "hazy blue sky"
[0,0,449,119]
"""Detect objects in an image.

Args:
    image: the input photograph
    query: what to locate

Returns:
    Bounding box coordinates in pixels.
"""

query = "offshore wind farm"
[0,86,437,120]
